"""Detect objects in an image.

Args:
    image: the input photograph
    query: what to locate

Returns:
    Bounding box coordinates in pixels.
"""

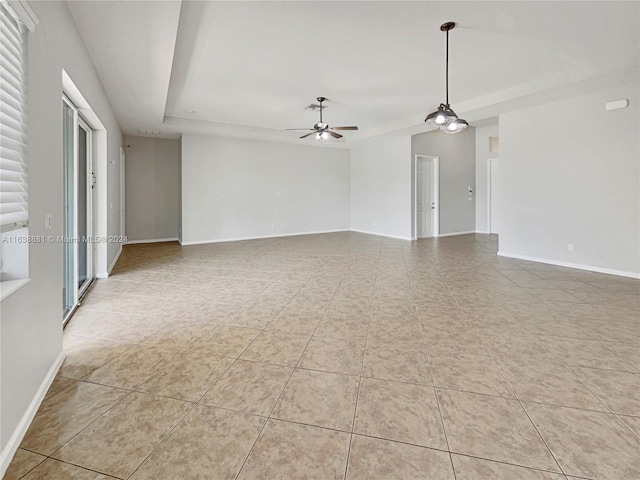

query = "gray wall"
[498,83,639,275]
[124,136,180,242]
[412,127,476,235]
[1,1,122,457]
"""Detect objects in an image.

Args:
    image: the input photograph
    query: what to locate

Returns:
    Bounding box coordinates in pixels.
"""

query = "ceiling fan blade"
[331,126,359,131]
[285,128,314,131]
[328,131,343,139]
[299,131,316,139]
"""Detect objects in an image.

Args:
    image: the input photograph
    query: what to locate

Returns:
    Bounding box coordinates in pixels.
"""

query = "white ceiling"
[67,1,639,144]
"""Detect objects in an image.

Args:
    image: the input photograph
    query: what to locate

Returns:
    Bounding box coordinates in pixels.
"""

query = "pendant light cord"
[445,28,449,106]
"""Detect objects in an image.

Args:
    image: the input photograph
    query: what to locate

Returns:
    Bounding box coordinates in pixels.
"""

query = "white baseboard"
[475,230,491,234]
[96,244,123,279]
[498,251,640,279]
[125,237,179,245]
[181,229,350,246]
[437,230,477,238]
[0,350,66,477]
[349,229,413,241]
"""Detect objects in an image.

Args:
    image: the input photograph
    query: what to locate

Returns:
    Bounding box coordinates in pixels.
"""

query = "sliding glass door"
[63,97,95,323]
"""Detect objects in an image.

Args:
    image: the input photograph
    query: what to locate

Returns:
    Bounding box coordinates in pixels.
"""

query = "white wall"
[412,128,476,235]
[475,122,499,233]
[124,136,180,242]
[1,1,123,464]
[181,135,350,244]
[498,83,639,276]
[350,135,413,239]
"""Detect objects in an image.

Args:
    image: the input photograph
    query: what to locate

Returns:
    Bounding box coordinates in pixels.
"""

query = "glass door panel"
[63,98,95,324]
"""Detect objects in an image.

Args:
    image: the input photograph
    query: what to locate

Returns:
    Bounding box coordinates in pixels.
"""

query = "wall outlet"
[44,213,52,230]
[567,244,574,252]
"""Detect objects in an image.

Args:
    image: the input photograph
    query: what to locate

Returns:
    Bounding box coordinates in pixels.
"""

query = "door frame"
[120,146,126,238]
[62,95,97,325]
[487,157,499,234]
[413,154,440,239]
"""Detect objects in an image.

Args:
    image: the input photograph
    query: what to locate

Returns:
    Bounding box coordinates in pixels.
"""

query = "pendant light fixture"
[425,22,469,134]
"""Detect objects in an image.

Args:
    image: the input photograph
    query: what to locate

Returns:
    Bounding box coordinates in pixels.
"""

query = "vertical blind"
[0,1,28,231]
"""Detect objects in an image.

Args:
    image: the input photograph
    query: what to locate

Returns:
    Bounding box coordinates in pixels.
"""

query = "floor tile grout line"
[23,456,124,480]
[122,400,198,480]
[234,251,349,479]
[402,243,459,480]
[43,388,137,469]
[343,265,377,480]
[493,363,567,477]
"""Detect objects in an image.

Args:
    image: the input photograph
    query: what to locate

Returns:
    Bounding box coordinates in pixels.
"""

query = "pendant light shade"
[425,103,458,127]
[443,118,469,134]
[425,22,469,134]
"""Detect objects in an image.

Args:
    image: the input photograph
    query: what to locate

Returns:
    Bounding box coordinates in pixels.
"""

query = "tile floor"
[5,232,639,480]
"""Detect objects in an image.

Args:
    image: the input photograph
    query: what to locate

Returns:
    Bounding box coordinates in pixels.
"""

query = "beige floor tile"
[540,336,638,372]
[354,378,447,449]
[45,234,640,479]
[618,414,640,438]
[240,331,310,366]
[497,359,606,411]
[525,402,640,480]
[602,341,640,370]
[483,335,559,365]
[299,336,365,375]
[266,311,323,335]
[188,324,262,358]
[130,405,265,480]
[21,380,128,455]
[429,352,514,397]
[346,435,455,480]
[236,419,350,480]
[437,389,559,472]
[59,336,133,380]
[363,343,432,385]
[21,459,114,480]
[200,359,292,416]
[138,351,233,402]
[226,305,281,328]
[272,369,359,431]
[451,455,566,480]
[69,308,168,344]
[314,314,370,339]
[570,366,640,415]
[141,321,216,350]
[84,345,178,389]
[52,392,192,478]
[3,449,46,480]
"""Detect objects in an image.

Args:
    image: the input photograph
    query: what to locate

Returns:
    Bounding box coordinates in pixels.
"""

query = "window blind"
[0,1,28,232]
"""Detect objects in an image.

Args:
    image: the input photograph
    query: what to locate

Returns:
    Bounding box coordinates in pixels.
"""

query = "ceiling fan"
[286,97,358,140]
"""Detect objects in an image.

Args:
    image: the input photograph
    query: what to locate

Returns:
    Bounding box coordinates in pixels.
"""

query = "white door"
[417,157,436,238]
[488,158,500,234]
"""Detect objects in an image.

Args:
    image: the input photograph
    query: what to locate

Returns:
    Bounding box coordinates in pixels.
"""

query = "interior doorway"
[414,155,439,238]
[487,158,500,234]
[63,96,96,324]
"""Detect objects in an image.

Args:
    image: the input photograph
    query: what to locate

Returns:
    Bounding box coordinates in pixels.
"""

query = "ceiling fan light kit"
[425,21,469,134]
[286,96,359,141]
